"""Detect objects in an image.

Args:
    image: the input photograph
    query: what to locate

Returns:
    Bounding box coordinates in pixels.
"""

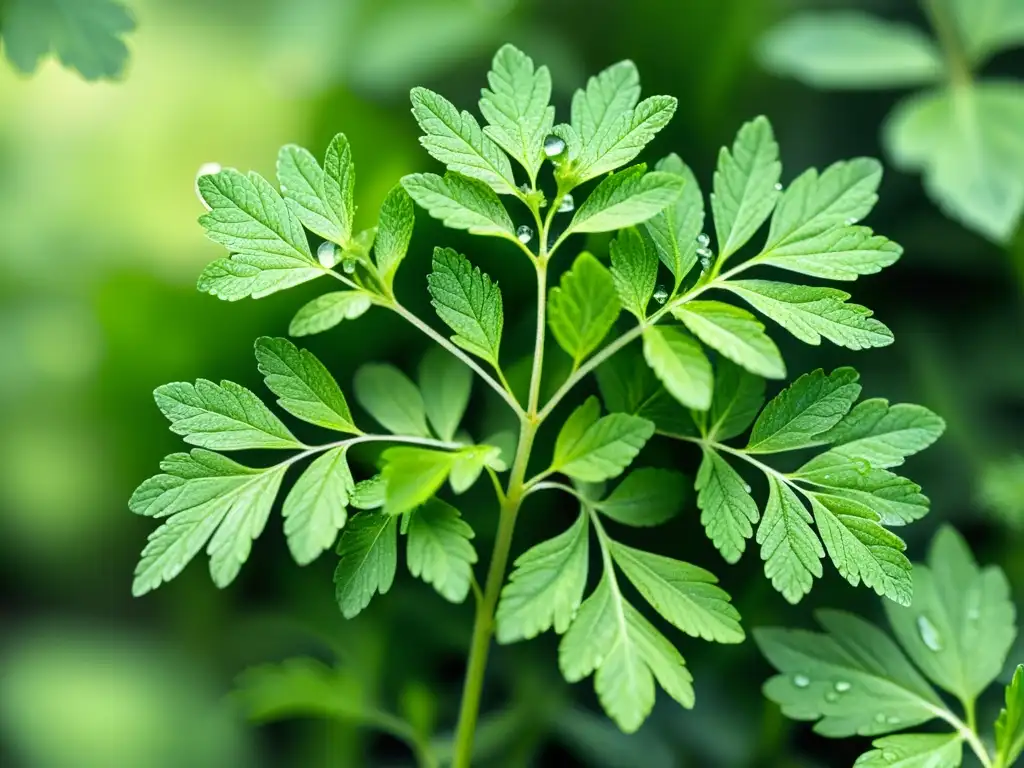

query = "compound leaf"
[674,300,786,380]
[758,475,824,604]
[402,172,515,237]
[641,325,714,411]
[277,135,355,245]
[551,397,654,482]
[695,447,759,564]
[569,165,685,234]
[406,499,477,603]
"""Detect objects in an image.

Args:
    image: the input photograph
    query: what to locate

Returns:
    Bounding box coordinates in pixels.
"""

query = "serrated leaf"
[810,493,913,605]
[796,456,930,526]
[610,540,744,643]
[197,254,324,301]
[255,337,358,433]
[725,280,893,350]
[277,135,354,245]
[132,453,286,595]
[380,447,459,516]
[596,347,698,438]
[154,379,300,450]
[609,228,658,320]
[410,86,517,195]
[427,247,504,366]
[350,475,386,510]
[996,665,1024,768]
[854,733,963,768]
[573,95,679,184]
[979,454,1024,530]
[883,526,1016,702]
[884,83,1024,244]
[496,511,589,643]
[233,657,367,724]
[818,399,946,469]
[353,363,430,438]
[711,117,781,259]
[479,43,554,181]
[756,225,903,281]
[333,511,397,618]
[747,367,861,453]
[289,291,373,337]
[569,166,686,234]
[695,447,759,564]
[418,347,472,443]
[643,154,704,286]
[674,300,786,379]
[374,184,415,287]
[758,12,943,90]
[449,445,503,494]
[551,397,654,482]
[755,609,944,738]
[707,359,765,441]
[757,475,824,604]
[548,252,621,366]
[594,468,687,527]
[402,172,515,237]
[406,499,477,603]
[282,447,353,565]
[641,325,714,411]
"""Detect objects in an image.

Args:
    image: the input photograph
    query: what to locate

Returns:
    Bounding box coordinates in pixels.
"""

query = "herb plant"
[131,44,947,765]
[758,526,1021,768]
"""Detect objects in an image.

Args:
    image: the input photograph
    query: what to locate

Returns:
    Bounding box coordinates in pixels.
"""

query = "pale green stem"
[922,0,973,88]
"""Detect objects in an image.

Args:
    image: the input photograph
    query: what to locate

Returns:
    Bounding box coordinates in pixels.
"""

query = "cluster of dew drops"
[513,134,575,247]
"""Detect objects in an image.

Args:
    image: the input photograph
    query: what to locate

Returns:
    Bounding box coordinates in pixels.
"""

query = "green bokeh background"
[1,0,1021,766]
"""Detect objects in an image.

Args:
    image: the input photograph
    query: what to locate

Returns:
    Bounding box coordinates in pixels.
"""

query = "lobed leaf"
[283,447,354,565]
[695,447,759,564]
[402,172,515,237]
[333,512,397,618]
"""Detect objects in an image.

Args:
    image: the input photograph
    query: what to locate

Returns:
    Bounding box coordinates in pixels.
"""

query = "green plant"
[758,525,1020,768]
[758,0,1024,245]
[131,44,946,765]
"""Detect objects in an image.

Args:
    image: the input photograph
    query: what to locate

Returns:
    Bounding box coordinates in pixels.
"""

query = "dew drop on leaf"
[834,681,851,693]
[774,182,783,191]
[318,241,340,268]
[517,225,534,244]
[854,458,870,475]
[342,258,357,275]
[886,716,900,725]
[653,286,669,305]
[845,217,857,225]
[793,674,810,688]
[916,615,944,652]
[743,483,751,493]
[558,193,575,213]
[543,135,566,158]
[875,713,887,724]
[696,246,713,259]
[825,691,839,702]
[696,233,710,248]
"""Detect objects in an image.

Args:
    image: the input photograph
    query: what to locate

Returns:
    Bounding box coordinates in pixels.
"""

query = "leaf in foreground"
[334,512,398,618]
[406,499,477,603]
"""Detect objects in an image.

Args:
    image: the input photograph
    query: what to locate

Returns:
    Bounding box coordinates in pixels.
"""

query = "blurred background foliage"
[0,0,1021,766]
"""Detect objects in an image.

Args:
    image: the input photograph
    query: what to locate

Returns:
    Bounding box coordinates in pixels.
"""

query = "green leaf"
[884,83,1024,244]
[479,43,554,182]
[596,347,698,438]
[950,0,1024,64]
[711,117,781,259]
[380,447,459,516]
[643,154,704,286]
[410,86,517,195]
[569,165,686,234]
[551,397,655,482]
[757,475,824,604]
[765,158,883,248]
[406,499,477,603]
[282,447,353,565]
[418,348,472,443]
[1,0,134,81]
[255,337,358,433]
[818,399,946,469]
[755,609,944,738]
[496,511,589,643]
[996,665,1024,768]
[569,61,641,155]
[979,454,1024,530]
[725,280,893,350]
[449,445,504,494]
[197,254,324,302]
[594,468,687,527]
[609,540,744,643]
[707,359,765,441]
[233,657,368,724]
[673,300,786,379]
[374,184,415,287]
[277,135,355,245]
[795,457,930,526]
[154,380,300,451]
[353,363,430,438]
[853,734,963,768]
[641,325,714,411]
[333,511,397,618]
[131,450,287,595]
[427,248,504,367]
[758,12,943,90]
[548,252,621,366]
[289,291,373,337]
[402,172,515,237]
[695,447,759,564]
[810,494,913,605]
[350,475,386,511]
[746,367,861,453]
[609,228,658,320]
[755,225,903,281]
[883,526,1016,701]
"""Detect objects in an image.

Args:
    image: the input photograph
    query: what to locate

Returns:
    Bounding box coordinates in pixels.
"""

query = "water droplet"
[854,458,871,476]
[517,225,534,244]
[774,182,783,191]
[967,607,980,621]
[543,135,566,158]
[194,162,222,210]
[825,691,839,702]
[653,286,669,305]
[696,233,710,248]
[317,241,340,268]
[342,258,357,274]
[845,217,857,225]
[881,750,897,763]
[834,681,851,693]
[518,183,531,194]
[793,674,810,688]
[916,615,943,652]
[875,713,887,724]
[696,246,713,259]
[823,473,832,481]
[743,483,751,493]
[886,716,900,726]
[558,193,575,213]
